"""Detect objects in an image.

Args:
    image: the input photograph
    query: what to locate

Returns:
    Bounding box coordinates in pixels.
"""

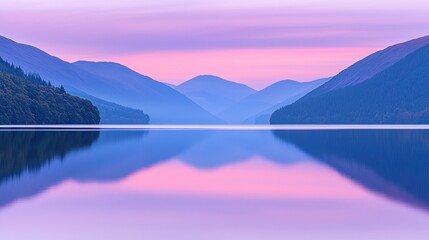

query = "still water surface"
[0,129,428,239]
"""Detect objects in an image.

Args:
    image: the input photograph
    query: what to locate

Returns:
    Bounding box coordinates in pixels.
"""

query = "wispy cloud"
[0,0,427,85]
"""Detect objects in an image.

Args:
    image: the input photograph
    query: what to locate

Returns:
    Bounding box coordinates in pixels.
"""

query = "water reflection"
[274,130,429,210]
[178,130,308,168]
[1,128,428,215]
[1,129,429,239]
[0,130,99,183]
[0,130,208,208]
[0,130,100,207]
[0,130,306,208]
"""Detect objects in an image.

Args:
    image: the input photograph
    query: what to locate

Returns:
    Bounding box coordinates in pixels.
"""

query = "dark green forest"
[0,57,100,124]
[271,45,429,124]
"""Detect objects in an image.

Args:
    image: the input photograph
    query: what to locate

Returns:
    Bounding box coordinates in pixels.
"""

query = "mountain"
[305,35,429,99]
[0,57,100,124]
[0,36,219,124]
[271,37,429,124]
[176,75,256,114]
[71,90,149,124]
[219,78,329,123]
[73,61,220,124]
[163,82,176,88]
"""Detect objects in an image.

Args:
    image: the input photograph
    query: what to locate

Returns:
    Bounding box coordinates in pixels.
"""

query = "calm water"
[0,129,428,239]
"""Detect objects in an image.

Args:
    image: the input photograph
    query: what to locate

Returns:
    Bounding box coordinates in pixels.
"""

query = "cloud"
[0,1,427,84]
[0,5,428,57]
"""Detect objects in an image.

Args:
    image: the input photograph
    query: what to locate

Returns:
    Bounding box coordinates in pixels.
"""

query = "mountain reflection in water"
[274,129,429,211]
[0,128,428,215]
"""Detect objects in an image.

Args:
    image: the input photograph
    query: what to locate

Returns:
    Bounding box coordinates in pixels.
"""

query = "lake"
[0,128,428,239]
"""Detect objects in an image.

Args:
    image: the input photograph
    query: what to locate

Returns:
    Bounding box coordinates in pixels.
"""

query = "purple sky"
[0,0,428,88]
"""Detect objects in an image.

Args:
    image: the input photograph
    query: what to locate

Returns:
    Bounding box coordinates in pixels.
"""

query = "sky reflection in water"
[0,129,428,239]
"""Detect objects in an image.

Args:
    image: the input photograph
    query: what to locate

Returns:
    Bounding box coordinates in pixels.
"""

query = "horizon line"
[1,124,429,131]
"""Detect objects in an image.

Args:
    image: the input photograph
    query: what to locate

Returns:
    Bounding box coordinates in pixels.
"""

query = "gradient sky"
[0,0,428,88]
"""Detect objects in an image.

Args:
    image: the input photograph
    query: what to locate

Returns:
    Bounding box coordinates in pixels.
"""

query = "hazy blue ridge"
[271,41,429,124]
[0,36,220,124]
[176,75,256,115]
[68,89,150,124]
[219,78,330,123]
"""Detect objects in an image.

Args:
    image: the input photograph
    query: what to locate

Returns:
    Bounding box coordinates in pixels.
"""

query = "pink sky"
[0,0,428,88]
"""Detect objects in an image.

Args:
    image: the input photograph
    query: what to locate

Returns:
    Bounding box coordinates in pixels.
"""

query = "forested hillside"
[0,57,100,124]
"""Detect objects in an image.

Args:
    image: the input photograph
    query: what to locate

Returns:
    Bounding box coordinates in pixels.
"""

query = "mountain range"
[0,35,331,125]
[271,36,429,124]
[0,36,218,124]
[219,78,330,123]
[176,75,256,115]
[2,34,428,125]
[175,75,328,123]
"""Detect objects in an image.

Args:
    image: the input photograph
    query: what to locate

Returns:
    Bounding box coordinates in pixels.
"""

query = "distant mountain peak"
[194,74,221,79]
[181,75,255,90]
[176,75,256,114]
